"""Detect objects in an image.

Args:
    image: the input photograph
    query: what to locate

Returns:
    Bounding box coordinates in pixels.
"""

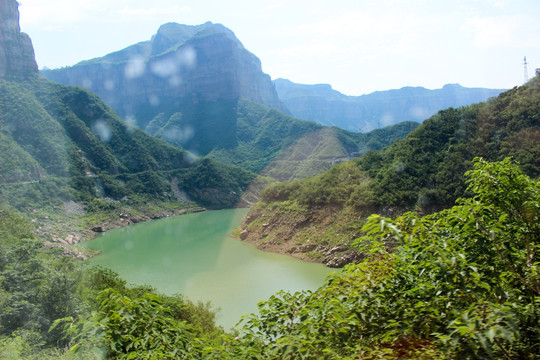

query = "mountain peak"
[151,22,243,56]
[0,0,38,79]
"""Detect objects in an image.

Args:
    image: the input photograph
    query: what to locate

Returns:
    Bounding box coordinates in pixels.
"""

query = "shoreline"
[39,205,206,260]
[233,231,364,268]
[39,202,356,269]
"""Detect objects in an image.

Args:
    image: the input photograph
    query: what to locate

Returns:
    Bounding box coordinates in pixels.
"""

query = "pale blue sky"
[18,0,540,95]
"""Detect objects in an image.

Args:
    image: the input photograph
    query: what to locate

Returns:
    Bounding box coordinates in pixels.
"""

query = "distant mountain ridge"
[274,78,505,132]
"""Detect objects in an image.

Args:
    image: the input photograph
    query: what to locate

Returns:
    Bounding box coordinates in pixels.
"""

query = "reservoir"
[84,208,334,329]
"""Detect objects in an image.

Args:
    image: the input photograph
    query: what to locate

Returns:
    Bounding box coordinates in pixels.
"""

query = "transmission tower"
[523,56,529,83]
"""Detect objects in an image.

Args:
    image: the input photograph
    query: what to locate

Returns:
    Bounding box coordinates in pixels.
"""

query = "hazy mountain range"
[42,22,504,136]
[274,78,505,132]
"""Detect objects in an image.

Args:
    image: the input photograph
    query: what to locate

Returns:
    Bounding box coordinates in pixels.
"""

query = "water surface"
[84,209,334,328]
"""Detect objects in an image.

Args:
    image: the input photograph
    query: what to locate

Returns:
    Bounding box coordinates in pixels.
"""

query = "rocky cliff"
[274,79,505,132]
[42,22,287,141]
[0,0,38,79]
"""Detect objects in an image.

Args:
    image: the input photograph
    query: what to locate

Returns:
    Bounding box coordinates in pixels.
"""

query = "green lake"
[84,208,334,329]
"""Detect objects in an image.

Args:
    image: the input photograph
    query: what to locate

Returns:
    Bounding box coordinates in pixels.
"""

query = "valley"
[1,0,538,358]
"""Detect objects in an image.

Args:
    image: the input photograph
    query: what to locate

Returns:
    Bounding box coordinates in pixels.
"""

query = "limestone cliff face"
[42,22,287,136]
[0,0,38,79]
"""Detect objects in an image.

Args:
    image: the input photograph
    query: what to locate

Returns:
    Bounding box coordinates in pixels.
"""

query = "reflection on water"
[84,209,334,328]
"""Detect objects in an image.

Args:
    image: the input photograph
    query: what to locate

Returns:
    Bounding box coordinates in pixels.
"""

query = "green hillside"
[148,98,419,181]
[0,76,257,213]
[237,76,540,264]
[42,22,418,182]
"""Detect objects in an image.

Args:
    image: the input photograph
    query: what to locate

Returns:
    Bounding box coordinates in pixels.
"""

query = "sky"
[17,0,540,96]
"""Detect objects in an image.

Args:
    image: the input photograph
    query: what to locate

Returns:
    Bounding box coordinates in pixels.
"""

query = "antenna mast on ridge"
[523,56,529,83]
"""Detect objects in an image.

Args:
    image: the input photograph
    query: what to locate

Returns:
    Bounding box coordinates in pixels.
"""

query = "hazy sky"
[18,0,540,96]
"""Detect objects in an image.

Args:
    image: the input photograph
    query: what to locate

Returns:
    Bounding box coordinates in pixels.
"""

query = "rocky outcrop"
[0,0,38,79]
[235,204,370,268]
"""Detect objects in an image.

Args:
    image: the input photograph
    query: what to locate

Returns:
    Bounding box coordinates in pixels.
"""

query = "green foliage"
[173,157,258,208]
[232,158,539,358]
[261,160,375,209]
[363,77,540,209]
[83,267,221,338]
[57,289,198,359]
[0,209,85,348]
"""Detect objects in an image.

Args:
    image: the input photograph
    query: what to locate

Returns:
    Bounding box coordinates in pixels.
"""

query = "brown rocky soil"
[235,204,369,268]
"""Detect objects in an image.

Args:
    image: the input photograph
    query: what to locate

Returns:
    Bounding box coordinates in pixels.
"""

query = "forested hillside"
[0,77,257,212]
[237,76,540,265]
[204,99,418,181]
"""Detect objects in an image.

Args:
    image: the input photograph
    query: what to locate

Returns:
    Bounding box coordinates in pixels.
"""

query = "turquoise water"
[84,209,334,328]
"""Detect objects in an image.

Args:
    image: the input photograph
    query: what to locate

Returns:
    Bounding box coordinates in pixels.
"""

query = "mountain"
[203,99,419,181]
[40,23,418,179]
[237,76,540,266]
[274,78,505,132]
[41,22,288,153]
[0,3,257,212]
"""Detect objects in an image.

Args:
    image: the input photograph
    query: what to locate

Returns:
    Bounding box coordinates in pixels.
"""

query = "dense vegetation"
[0,77,258,212]
[231,158,538,359]
[0,208,221,359]
[260,77,540,212]
[3,158,534,358]
[146,98,418,181]
[361,76,540,209]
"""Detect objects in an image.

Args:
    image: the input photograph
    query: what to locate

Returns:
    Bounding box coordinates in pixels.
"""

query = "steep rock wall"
[0,0,38,79]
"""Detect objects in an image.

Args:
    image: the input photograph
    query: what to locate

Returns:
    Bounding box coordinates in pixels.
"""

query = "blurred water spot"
[125,56,146,79]
[409,106,428,120]
[184,152,199,164]
[92,119,112,142]
[82,78,93,88]
[381,113,394,127]
[125,116,138,134]
[150,46,197,80]
[151,57,178,78]
[104,80,115,91]
[177,46,196,68]
[392,160,405,173]
[124,240,134,251]
[169,75,182,87]
[161,124,195,145]
[149,94,160,106]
